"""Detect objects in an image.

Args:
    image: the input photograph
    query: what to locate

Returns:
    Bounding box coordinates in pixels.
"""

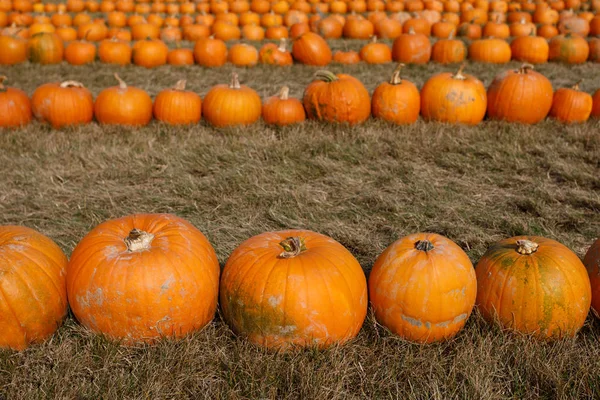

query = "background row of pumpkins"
[1,28,599,67]
[2,64,600,128]
[1,213,599,351]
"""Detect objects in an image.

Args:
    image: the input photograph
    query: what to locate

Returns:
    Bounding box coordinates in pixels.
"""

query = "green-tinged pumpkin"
[27,32,64,64]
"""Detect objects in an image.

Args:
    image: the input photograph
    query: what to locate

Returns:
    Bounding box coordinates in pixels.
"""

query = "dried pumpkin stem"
[516,239,539,255]
[173,79,187,90]
[60,80,85,88]
[278,86,289,100]
[371,35,378,43]
[124,228,155,252]
[114,73,127,89]
[572,79,583,90]
[518,63,534,74]
[408,26,415,35]
[415,240,434,252]
[279,237,307,258]
[278,38,287,51]
[390,63,405,85]
[314,70,338,82]
[453,64,467,80]
[0,76,6,91]
[448,29,455,40]
[230,72,241,89]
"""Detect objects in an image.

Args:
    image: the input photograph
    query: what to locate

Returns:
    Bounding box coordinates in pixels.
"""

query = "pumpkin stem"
[448,29,455,40]
[230,72,241,89]
[60,80,85,88]
[572,79,583,90]
[124,228,155,252]
[453,64,467,80]
[0,76,6,91]
[371,35,378,43]
[173,79,187,90]
[278,38,287,51]
[314,70,338,82]
[279,237,307,258]
[114,73,127,89]
[408,26,415,35]
[278,86,289,100]
[516,239,539,255]
[415,240,434,252]
[390,63,405,84]
[518,63,534,74]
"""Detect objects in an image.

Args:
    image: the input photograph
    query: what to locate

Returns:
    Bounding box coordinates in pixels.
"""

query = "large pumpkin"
[549,33,589,64]
[193,35,227,67]
[369,233,476,343]
[27,32,64,64]
[31,80,94,128]
[220,230,368,349]
[67,213,220,343]
[0,225,68,350]
[0,76,32,128]
[584,239,600,317]
[487,64,553,124]
[420,65,487,124]
[476,236,591,339]
[153,79,202,125]
[391,27,431,64]
[303,70,371,124]
[94,74,153,126]
[291,31,332,66]
[371,64,420,124]
[202,72,262,127]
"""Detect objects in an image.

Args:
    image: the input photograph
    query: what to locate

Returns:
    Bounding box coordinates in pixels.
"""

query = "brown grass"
[0,59,599,399]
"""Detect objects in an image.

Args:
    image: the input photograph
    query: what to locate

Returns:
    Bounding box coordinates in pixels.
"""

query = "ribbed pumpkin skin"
[27,32,64,64]
[549,85,593,123]
[0,35,28,65]
[511,36,549,64]
[549,34,589,64]
[193,36,227,67]
[291,32,332,66]
[391,31,431,64]
[0,226,68,350]
[98,39,131,65]
[476,236,591,339]
[67,213,220,344]
[369,233,476,343]
[202,74,262,127]
[584,239,600,318]
[468,38,512,63]
[31,82,94,128]
[153,81,202,125]
[303,71,371,124]
[262,87,306,126]
[431,38,467,64]
[371,69,420,124]
[487,66,553,124]
[0,83,32,128]
[94,76,153,126]
[220,230,368,349]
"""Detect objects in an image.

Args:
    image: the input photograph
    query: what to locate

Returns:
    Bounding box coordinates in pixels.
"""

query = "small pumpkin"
[202,72,262,127]
[27,31,64,64]
[584,239,600,317]
[259,38,293,66]
[391,27,431,64]
[220,230,367,349]
[193,35,227,67]
[262,86,305,126]
[476,236,591,339]
[167,47,194,65]
[228,43,258,67]
[32,80,94,128]
[67,214,220,344]
[132,37,168,68]
[153,80,201,125]
[333,50,361,64]
[0,76,32,128]
[468,38,511,63]
[359,35,392,64]
[303,70,371,124]
[65,34,96,65]
[0,33,27,65]
[589,37,600,62]
[98,37,131,65]
[0,225,68,350]
[487,64,554,124]
[371,64,420,124]
[549,80,593,123]
[291,31,332,66]
[510,32,549,64]
[94,74,153,126]
[420,65,487,124]
[431,30,466,64]
[369,233,476,343]
[549,33,590,63]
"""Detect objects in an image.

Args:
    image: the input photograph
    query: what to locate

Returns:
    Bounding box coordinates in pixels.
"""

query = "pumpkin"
[558,15,590,36]
[333,50,361,64]
[0,33,27,64]
[67,213,220,344]
[593,89,600,118]
[371,64,420,124]
[0,225,68,350]
[431,31,466,64]
[202,72,261,127]
[220,230,367,349]
[457,20,482,39]
[31,80,94,128]
[153,80,201,125]
[27,31,64,64]
[167,47,194,66]
[0,76,32,128]
[77,21,108,41]
[369,233,476,343]
[98,37,131,65]
[359,35,392,64]
[193,35,227,67]
[476,236,591,339]
[391,27,431,64]
[65,35,96,65]
[584,239,600,317]
[259,38,293,66]
[132,38,168,68]
[483,16,510,38]
[468,38,511,63]
[343,14,374,39]
[511,33,549,64]
[94,74,153,126]
[291,31,332,66]
[549,33,590,64]
[262,85,306,126]
[303,70,371,124]
[228,43,258,67]
[375,17,402,39]
[487,64,554,124]
[589,38,600,62]
[420,65,487,124]
[549,81,593,123]
[510,18,537,37]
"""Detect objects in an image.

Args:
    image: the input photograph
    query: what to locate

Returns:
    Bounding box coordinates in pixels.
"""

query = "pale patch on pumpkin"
[160,276,176,293]
[268,295,282,307]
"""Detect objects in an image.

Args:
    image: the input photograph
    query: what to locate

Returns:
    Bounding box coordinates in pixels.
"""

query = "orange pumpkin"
[549,81,593,123]
[228,43,258,67]
[371,64,420,124]
[0,33,27,64]
[468,38,511,63]
[391,27,431,64]
[132,38,168,68]
[98,37,131,65]
[333,50,361,64]
[359,35,392,64]
[0,76,32,128]
[65,35,96,65]
[153,80,201,125]
[291,31,332,66]
[593,89,600,118]
[431,31,466,64]
[369,233,476,343]
[220,230,367,349]
[303,70,371,124]
[31,80,94,128]
[67,214,220,344]
[94,74,153,126]
[549,33,589,64]
[511,33,549,64]
[476,236,591,339]
[0,226,68,350]
[487,64,554,124]
[202,72,262,127]
[27,31,63,64]
[193,35,227,67]
[259,38,293,65]
[167,47,194,65]
[420,65,487,124]
[262,85,306,125]
[584,239,600,317]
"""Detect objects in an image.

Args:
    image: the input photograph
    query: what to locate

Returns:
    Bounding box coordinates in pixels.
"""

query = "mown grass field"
[0,58,599,399]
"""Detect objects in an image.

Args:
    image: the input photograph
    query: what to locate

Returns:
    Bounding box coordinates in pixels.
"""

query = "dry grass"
[0,59,599,399]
